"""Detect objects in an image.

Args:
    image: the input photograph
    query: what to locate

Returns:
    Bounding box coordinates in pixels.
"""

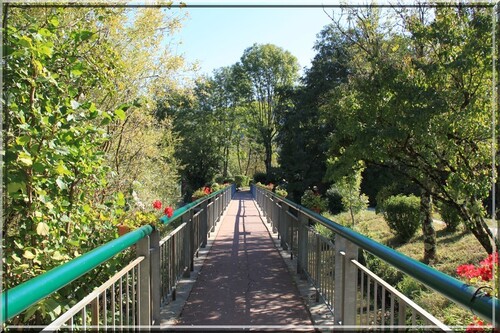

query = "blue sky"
[172,6,340,76]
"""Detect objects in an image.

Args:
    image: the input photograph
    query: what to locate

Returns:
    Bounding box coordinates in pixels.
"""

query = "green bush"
[301,189,328,213]
[214,175,225,184]
[382,195,420,242]
[326,186,345,214]
[234,175,249,187]
[253,171,267,184]
[223,177,235,184]
[396,275,425,298]
[364,253,403,287]
[439,202,462,231]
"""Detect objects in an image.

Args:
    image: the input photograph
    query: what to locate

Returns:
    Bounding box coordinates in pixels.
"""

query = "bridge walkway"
[167,190,314,330]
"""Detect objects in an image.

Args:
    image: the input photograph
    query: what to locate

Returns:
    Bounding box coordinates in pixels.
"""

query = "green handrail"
[1,184,234,325]
[254,185,499,326]
[1,225,153,325]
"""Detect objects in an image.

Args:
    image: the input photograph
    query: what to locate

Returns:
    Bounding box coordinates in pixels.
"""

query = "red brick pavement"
[175,190,314,329]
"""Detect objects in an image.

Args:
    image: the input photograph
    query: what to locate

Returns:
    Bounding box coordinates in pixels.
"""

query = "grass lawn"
[322,210,490,327]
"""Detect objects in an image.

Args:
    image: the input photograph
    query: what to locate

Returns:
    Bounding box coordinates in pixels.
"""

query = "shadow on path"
[176,191,313,327]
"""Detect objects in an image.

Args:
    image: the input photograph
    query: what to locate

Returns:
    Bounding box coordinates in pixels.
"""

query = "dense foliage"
[3,6,187,324]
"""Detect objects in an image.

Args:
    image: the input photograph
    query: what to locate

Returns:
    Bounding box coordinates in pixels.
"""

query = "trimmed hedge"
[382,195,420,242]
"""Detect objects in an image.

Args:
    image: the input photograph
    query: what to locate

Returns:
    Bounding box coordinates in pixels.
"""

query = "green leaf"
[48,17,59,27]
[18,152,33,166]
[7,182,26,194]
[52,251,64,261]
[36,222,50,236]
[116,192,125,206]
[67,239,79,247]
[16,135,31,145]
[18,36,33,48]
[70,100,80,110]
[23,250,36,259]
[56,177,68,190]
[114,109,126,121]
[12,253,22,263]
[55,161,71,176]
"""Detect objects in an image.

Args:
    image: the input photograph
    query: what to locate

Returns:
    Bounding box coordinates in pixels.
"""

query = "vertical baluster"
[83,306,87,330]
[390,293,395,327]
[360,270,364,325]
[119,276,123,330]
[411,308,416,326]
[112,283,116,329]
[374,281,378,325]
[381,286,386,328]
[132,268,136,327]
[366,275,371,325]
[126,271,130,326]
[91,296,99,328]
[398,298,406,326]
[103,288,107,328]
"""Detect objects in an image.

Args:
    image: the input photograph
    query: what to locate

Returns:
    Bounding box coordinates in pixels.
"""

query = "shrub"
[396,275,425,298]
[439,202,462,231]
[275,185,288,198]
[253,171,267,184]
[364,253,403,287]
[234,175,249,187]
[223,177,235,184]
[214,175,225,184]
[313,223,334,240]
[326,186,345,214]
[301,189,328,213]
[382,195,420,242]
[210,182,221,192]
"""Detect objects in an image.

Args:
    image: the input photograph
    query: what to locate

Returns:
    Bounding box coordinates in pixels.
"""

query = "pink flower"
[164,206,174,218]
[152,200,162,210]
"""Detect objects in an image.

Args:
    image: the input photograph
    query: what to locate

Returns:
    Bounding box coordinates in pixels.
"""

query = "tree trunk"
[459,202,496,254]
[264,142,272,175]
[420,191,436,264]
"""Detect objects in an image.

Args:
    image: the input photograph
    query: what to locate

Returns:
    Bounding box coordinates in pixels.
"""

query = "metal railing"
[2,184,235,329]
[252,184,499,329]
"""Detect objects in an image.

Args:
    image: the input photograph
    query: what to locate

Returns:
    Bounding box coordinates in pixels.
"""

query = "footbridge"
[2,184,498,331]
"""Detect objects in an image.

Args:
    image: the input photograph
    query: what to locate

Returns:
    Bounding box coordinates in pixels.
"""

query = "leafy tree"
[331,168,369,225]
[322,7,496,255]
[278,25,351,201]
[236,43,299,175]
[3,7,126,323]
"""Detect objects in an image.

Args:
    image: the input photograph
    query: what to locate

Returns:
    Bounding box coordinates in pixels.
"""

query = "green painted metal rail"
[1,185,234,325]
[1,225,153,324]
[252,185,499,327]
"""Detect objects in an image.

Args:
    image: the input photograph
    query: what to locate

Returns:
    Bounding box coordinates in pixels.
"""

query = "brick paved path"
[176,191,313,329]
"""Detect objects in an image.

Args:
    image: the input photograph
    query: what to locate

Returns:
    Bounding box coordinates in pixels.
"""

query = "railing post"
[200,200,209,247]
[279,203,287,249]
[150,229,160,325]
[297,212,308,279]
[183,210,193,278]
[334,235,358,326]
[137,235,151,326]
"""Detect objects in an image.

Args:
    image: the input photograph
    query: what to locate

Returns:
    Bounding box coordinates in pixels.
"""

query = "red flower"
[164,206,174,218]
[152,200,162,210]
[466,317,487,333]
[203,187,211,194]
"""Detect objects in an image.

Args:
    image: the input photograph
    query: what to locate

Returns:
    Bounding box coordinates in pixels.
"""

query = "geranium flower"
[152,200,162,210]
[164,206,174,218]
